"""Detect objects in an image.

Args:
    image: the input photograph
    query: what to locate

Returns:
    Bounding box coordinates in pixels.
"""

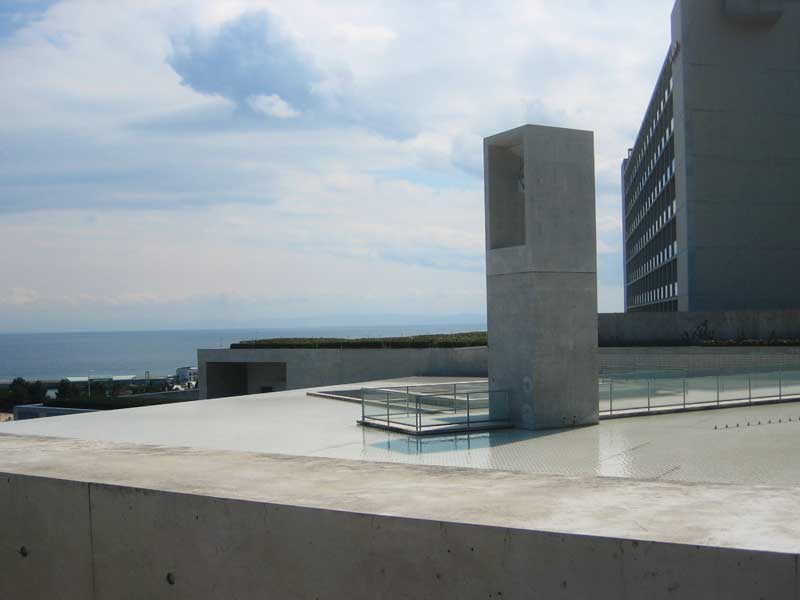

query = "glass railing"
[360,381,511,434]
[600,367,800,416]
[362,368,800,431]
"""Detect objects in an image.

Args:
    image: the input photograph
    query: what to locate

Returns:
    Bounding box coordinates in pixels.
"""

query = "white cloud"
[0,287,40,306]
[331,23,396,47]
[0,0,677,331]
[247,94,301,118]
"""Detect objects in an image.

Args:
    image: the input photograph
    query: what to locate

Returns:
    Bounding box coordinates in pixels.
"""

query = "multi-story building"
[622,0,800,312]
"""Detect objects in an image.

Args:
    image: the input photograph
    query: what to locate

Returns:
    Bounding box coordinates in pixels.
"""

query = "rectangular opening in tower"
[487,144,526,249]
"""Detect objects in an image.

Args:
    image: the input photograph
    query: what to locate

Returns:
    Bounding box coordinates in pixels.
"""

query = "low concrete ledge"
[307,390,362,403]
[1,434,799,598]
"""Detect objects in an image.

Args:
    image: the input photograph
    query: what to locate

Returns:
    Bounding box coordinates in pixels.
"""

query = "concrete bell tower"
[484,124,599,430]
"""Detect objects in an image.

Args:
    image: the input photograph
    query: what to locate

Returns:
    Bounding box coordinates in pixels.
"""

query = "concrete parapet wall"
[10,477,799,599]
[1,443,799,600]
[0,474,94,598]
[600,309,800,346]
[200,344,800,399]
[601,346,800,375]
[199,346,487,399]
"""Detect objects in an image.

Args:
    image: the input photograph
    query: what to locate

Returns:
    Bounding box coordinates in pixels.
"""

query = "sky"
[0,0,675,333]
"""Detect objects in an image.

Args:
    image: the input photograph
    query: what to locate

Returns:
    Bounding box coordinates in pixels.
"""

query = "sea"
[0,323,486,382]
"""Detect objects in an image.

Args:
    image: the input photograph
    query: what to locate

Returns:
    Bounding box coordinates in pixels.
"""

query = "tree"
[28,381,47,404]
[89,381,107,402]
[56,379,71,401]
[2,378,47,412]
[111,383,131,398]
[8,378,31,405]
[55,379,82,404]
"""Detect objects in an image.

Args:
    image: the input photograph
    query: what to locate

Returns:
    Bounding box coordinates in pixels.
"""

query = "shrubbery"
[0,378,48,412]
[232,331,489,350]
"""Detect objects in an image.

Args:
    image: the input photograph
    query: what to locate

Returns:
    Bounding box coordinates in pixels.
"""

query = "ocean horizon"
[0,323,486,382]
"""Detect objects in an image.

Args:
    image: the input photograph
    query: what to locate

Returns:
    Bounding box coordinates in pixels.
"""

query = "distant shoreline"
[0,323,486,382]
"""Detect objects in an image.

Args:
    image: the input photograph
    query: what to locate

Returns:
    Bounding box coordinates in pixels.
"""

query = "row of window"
[630,300,679,313]
[630,239,678,283]
[626,216,676,287]
[628,78,673,174]
[623,50,674,195]
[629,196,677,258]
[632,281,678,307]
[627,133,675,228]
[623,46,679,313]
[626,240,677,310]
[627,159,676,239]
[626,117,675,215]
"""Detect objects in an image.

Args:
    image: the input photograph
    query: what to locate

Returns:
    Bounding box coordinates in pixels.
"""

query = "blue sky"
[0,0,674,333]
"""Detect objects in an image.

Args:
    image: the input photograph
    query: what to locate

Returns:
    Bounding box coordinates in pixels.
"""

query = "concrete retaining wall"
[599,309,800,346]
[200,345,800,399]
[13,404,95,420]
[601,346,800,375]
[2,472,797,599]
[199,347,487,399]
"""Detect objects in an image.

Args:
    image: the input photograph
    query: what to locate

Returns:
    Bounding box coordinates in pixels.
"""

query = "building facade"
[623,0,800,313]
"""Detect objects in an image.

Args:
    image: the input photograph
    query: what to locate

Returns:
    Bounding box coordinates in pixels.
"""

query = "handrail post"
[416,397,420,433]
[647,379,651,411]
[467,392,471,429]
[454,384,457,414]
[361,389,365,422]
[609,381,613,415]
[386,391,390,425]
[682,377,687,409]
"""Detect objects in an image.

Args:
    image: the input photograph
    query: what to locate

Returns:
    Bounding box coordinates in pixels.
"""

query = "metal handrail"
[360,384,510,433]
[600,366,800,417]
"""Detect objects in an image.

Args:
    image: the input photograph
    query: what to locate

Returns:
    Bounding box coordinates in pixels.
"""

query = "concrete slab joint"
[485,124,599,430]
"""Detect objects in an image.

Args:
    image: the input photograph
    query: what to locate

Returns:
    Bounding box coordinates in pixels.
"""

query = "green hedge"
[231,331,488,350]
[232,332,800,349]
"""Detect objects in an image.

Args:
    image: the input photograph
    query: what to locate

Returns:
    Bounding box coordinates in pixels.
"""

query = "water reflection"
[371,428,558,456]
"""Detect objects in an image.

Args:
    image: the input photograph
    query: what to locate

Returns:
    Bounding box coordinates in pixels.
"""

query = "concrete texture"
[600,345,800,375]
[199,346,488,399]
[622,0,800,312]
[485,125,598,429]
[724,0,786,24]
[1,434,800,599]
[601,309,800,346]
[245,361,287,394]
[13,403,95,420]
[7,377,800,486]
[671,0,800,311]
[0,474,94,599]
[200,346,800,408]
[204,361,247,399]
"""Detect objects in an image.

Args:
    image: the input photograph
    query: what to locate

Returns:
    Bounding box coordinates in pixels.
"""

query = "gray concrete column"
[485,124,599,430]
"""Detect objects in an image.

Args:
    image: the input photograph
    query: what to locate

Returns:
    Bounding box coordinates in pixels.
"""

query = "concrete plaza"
[5,376,800,486]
